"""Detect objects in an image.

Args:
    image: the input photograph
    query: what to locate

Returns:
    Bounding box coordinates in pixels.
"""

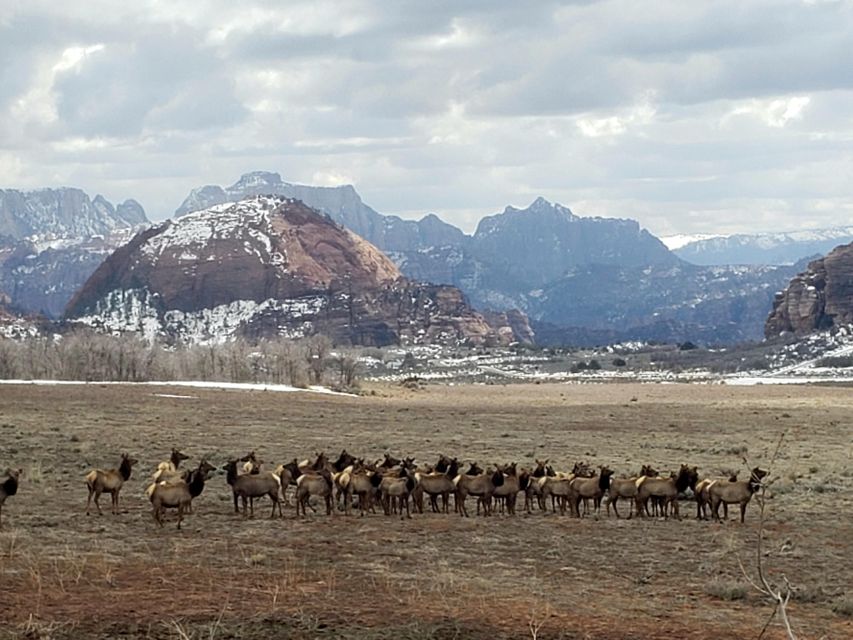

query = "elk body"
[635,465,698,520]
[85,454,138,515]
[1,468,22,528]
[709,467,767,523]
[295,469,334,516]
[414,458,458,514]
[150,460,215,529]
[695,472,738,520]
[606,465,657,519]
[454,468,504,517]
[570,467,613,517]
[378,467,416,519]
[491,464,529,515]
[223,460,282,518]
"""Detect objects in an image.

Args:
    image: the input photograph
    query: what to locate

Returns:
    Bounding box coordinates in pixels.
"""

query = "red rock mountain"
[65,197,530,346]
[765,241,853,337]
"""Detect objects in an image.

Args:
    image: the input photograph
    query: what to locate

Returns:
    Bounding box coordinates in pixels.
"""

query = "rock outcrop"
[765,242,853,337]
[67,197,528,346]
[0,188,150,317]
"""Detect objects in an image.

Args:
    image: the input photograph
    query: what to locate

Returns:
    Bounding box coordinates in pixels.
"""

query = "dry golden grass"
[0,381,851,639]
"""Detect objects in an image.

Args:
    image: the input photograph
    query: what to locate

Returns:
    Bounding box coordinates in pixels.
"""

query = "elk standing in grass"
[295,467,334,517]
[1,468,22,529]
[455,466,504,517]
[415,458,458,514]
[347,461,379,516]
[379,467,416,519]
[491,463,529,516]
[85,453,138,515]
[635,465,698,520]
[223,459,283,518]
[709,467,767,523]
[695,471,738,520]
[606,465,657,519]
[150,460,215,529]
[570,466,613,517]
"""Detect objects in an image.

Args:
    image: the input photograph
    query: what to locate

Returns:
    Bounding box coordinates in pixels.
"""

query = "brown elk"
[570,466,613,517]
[154,448,190,477]
[695,471,738,520]
[635,465,698,520]
[527,459,556,512]
[346,461,379,516]
[709,467,767,523]
[150,460,215,529]
[606,464,658,518]
[378,466,416,519]
[85,453,138,515]
[295,468,334,516]
[455,466,504,517]
[240,451,262,474]
[224,459,283,518]
[1,468,22,529]
[492,463,529,516]
[414,458,458,514]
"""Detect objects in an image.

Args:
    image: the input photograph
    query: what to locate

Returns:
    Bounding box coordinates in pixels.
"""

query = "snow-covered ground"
[0,379,354,396]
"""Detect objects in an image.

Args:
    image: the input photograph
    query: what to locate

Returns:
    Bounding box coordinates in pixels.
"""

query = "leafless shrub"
[704,579,748,601]
[737,431,798,640]
[0,331,356,388]
[832,595,853,617]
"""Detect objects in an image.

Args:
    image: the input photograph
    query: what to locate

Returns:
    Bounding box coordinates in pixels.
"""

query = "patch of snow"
[660,234,725,250]
[0,379,355,396]
[74,287,328,345]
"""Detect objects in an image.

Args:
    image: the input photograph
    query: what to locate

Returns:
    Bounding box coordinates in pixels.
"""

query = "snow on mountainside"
[0,187,147,240]
[673,226,853,266]
[171,172,821,345]
[68,196,528,346]
[0,188,150,317]
[174,171,466,255]
[660,234,725,250]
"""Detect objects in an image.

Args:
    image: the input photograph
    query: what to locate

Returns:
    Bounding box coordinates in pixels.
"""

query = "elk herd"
[0,448,770,530]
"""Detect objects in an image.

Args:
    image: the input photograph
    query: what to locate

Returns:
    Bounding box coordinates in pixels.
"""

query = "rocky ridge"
[68,197,529,346]
[0,188,149,317]
[765,241,853,337]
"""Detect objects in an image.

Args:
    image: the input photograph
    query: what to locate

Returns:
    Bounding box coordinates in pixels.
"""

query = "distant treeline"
[0,332,359,390]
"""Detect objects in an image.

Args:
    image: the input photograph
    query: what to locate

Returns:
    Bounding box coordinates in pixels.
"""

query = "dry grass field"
[0,381,851,639]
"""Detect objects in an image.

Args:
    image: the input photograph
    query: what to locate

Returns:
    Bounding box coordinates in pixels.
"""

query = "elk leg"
[740,502,747,524]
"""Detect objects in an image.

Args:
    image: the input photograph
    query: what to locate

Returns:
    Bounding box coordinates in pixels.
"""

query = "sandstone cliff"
[67,197,530,346]
[765,242,853,337]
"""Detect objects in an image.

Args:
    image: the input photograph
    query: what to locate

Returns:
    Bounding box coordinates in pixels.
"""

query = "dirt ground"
[0,381,851,639]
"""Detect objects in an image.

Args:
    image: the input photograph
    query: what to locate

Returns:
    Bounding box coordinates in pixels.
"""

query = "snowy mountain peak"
[674,226,853,266]
[67,196,525,347]
[233,171,288,190]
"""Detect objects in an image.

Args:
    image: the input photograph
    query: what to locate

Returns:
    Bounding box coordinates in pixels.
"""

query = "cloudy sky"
[2,0,852,235]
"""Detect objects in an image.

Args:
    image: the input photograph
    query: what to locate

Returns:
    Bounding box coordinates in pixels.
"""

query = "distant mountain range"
[173,172,798,344]
[665,227,853,266]
[0,188,149,317]
[0,173,840,346]
[67,197,527,346]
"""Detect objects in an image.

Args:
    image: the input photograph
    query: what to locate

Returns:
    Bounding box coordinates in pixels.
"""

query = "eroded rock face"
[765,242,853,337]
[67,197,528,346]
[0,188,150,317]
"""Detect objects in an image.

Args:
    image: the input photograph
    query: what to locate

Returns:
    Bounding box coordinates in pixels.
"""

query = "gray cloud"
[0,0,852,238]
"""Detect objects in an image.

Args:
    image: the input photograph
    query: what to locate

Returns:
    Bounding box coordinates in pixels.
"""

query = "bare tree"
[738,431,797,640]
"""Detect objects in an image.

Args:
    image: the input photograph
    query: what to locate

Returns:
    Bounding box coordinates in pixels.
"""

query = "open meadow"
[0,381,851,639]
